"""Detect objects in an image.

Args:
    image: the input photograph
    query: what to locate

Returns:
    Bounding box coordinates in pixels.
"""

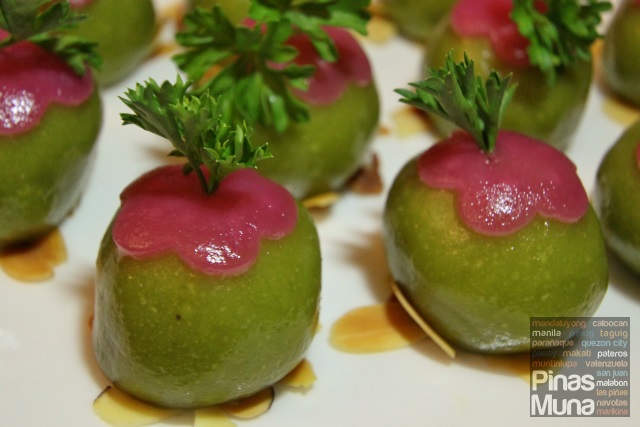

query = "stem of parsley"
[120,77,272,195]
[396,52,516,153]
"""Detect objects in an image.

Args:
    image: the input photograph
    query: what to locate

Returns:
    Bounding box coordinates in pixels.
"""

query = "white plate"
[1,1,638,426]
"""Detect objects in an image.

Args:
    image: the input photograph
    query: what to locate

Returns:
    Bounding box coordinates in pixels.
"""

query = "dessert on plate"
[174,0,380,200]
[0,0,102,250]
[93,78,322,408]
[384,53,608,353]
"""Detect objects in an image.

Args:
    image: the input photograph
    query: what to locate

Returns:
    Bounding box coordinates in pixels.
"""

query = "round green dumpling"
[595,119,640,275]
[93,200,321,408]
[383,158,608,354]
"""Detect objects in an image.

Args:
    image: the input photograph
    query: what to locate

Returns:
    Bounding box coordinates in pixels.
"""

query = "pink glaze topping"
[112,166,299,276]
[285,26,373,105]
[0,31,94,135]
[418,131,589,236]
[451,0,539,68]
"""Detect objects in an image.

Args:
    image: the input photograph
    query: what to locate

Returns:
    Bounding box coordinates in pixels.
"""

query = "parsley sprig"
[120,77,272,194]
[511,0,611,85]
[249,0,370,61]
[173,0,370,132]
[396,52,516,153]
[0,0,101,75]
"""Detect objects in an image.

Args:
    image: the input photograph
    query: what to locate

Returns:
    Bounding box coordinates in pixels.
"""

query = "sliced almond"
[279,359,317,388]
[391,106,430,137]
[302,192,340,209]
[391,281,456,358]
[365,15,397,43]
[93,385,181,427]
[194,406,236,427]
[0,228,67,282]
[330,299,426,353]
[220,387,274,419]
[602,96,640,126]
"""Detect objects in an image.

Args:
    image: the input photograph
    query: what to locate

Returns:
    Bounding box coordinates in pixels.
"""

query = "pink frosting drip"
[112,166,299,276]
[0,32,94,135]
[284,26,373,105]
[418,131,589,236]
[451,0,537,68]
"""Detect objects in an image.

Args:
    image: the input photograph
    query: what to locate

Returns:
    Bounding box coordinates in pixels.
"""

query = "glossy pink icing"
[112,166,298,276]
[0,31,94,135]
[283,26,373,105]
[451,0,538,68]
[418,131,589,236]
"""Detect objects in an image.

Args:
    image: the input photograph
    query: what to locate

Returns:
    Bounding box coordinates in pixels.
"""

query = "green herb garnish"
[173,0,370,132]
[511,0,611,85]
[120,76,272,194]
[249,0,370,61]
[0,0,101,75]
[396,52,516,153]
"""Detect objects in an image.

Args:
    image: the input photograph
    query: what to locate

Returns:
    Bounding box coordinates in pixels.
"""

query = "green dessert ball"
[383,158,608,353]
[602,0,640,107]
[595,119,640,275]
[69,0,156,86]
[93,203,321,408]
[254,82,379,199]
[0,90,102,249]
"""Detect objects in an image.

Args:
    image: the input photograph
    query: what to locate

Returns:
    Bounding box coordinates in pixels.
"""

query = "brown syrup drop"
[330,298,426,353]
[0,228,67,282]
[602,97,640,127]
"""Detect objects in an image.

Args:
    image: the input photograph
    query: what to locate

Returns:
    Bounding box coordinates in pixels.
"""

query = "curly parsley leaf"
[396,52,516,152]
[174,6,313,133]
[511,0,611,85]
[120,76,272,194]
[174,0,370,133]
[250,0,370,61]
